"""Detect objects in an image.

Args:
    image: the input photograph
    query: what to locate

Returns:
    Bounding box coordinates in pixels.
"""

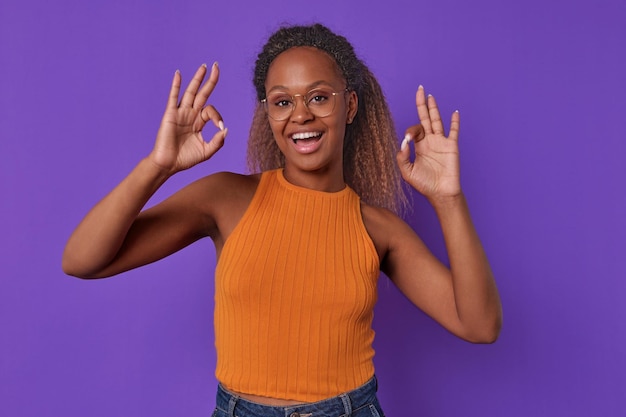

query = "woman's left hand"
[396,86,461,203]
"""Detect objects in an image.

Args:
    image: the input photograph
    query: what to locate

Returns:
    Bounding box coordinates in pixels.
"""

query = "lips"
[291,131,323,142]
[289,131,323,154]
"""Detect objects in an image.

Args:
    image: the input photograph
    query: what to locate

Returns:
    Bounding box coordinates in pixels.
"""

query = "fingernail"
[202,63,207,68]
[219,120,225,131]
[418,85,424,90]
[213,61,219,68]
[401,134,411,150]
[223,128,228,138]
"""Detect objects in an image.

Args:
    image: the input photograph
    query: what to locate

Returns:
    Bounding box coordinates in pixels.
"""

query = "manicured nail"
[218,120,225,131]
[201,63,207,68]
[401,133,412,150]
[418,85,424,90]
[223,128,228,138]
[213,61,219,68]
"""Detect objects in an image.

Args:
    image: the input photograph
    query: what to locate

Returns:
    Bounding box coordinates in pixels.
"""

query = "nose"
[290,95,314,123]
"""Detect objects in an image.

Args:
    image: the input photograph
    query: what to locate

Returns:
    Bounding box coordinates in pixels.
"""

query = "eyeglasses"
[261,88,347,121]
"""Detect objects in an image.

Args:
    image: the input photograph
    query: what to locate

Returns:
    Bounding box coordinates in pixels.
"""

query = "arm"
[62,63,228,278]
[386,86,502,343]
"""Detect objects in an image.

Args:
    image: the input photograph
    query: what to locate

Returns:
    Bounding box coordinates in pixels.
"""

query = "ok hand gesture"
[149,63,227,175]
[396,86,461,203]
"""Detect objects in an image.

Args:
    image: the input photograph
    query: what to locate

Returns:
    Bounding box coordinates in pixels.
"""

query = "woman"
[63,24,502,417]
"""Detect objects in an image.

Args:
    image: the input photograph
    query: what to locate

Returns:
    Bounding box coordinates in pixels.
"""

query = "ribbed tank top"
[214,169,380,402]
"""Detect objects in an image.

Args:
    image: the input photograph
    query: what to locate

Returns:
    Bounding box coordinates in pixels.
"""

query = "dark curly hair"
[247,23,407,214]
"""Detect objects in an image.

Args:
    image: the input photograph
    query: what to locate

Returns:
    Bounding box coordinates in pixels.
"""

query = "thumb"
[396,133,413,176]
[201,128,228,160]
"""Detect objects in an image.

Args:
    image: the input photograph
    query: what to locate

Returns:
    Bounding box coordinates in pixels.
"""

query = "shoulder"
[175,171,260,206]
[158,171,260,239]
[361,202,438,283]
[360,203,413,264]
[189,170,260,189]
[186,170,261,216]
[192,171,261,199]
[191,171,262,245]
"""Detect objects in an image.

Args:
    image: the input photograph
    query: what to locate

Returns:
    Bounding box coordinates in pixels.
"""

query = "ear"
[346,90,358,124]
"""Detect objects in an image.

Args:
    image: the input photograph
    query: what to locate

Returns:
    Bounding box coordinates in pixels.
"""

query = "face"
[264,46,358,179]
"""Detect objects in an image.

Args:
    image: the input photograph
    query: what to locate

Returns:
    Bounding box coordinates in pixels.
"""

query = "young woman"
[63,24,502,417]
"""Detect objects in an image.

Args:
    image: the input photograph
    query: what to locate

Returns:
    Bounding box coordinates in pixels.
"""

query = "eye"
[307,90,331,105]
[268,94,293,108]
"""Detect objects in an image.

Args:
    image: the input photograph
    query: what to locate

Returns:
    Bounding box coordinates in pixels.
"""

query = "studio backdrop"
[1,0,625,416]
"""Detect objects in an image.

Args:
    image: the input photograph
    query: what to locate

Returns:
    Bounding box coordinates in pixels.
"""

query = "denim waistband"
[216,376,378,417]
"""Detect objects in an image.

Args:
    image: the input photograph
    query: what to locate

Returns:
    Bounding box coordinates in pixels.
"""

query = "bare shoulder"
[147,171,256,237]
[360,203,412,263]
[360,202,433,278]
[192,171,260,200]
[186,171,261,248]
[177,170,258,203]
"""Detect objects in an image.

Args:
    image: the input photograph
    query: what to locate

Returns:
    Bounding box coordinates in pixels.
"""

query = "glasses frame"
[261,88,349,121]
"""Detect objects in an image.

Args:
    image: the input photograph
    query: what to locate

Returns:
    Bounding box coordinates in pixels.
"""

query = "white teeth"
[292,132,322,140]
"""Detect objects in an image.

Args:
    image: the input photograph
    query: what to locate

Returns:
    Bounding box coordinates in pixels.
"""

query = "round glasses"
[261,88,347,121]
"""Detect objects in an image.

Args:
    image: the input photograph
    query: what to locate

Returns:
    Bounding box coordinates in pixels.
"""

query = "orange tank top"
[214,169,380,402]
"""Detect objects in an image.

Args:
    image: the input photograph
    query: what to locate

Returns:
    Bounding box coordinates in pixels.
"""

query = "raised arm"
[62,63,228,278]
[386,86,502,343]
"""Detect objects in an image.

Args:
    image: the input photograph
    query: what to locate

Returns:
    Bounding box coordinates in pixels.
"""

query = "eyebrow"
[266,80,335,94]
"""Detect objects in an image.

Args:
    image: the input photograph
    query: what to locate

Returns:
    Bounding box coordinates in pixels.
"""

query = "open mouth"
[291,131,323,144]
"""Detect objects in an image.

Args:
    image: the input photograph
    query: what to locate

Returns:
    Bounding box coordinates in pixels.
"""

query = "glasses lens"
[305,89,336,118]
[264,89,338,121]
[264,93,293,121]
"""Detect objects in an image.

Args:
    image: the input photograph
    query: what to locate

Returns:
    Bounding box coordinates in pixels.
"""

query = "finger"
[179,64,208,108]
[415,86,432,134]
[449,110,460,141]
[427,94,445,136]
[201,128,228,160]
[193,62,220,110]
[401,125,426,150]
[396,144,413,182]
[166,70,182,110]
[198,104,224,131]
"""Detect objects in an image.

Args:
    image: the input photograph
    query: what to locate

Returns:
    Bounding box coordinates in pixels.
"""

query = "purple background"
[1,0,625,416]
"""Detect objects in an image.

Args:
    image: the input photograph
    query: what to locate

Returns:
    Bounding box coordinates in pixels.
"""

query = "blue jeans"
[212,376,385,417]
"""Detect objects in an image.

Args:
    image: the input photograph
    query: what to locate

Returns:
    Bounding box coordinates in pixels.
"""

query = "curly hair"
[246,23,408,214]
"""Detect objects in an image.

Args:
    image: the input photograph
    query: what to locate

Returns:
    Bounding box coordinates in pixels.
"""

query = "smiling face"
[264,46,358,190]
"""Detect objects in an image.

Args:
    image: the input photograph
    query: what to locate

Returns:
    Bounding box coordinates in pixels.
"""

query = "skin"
[62,47,502,406]
[263,47,358,193]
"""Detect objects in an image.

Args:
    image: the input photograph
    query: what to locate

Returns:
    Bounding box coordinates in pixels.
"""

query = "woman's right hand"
[150,63,228,175]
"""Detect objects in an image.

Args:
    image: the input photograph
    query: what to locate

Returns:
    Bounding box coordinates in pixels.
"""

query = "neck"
[281,164,345,193]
